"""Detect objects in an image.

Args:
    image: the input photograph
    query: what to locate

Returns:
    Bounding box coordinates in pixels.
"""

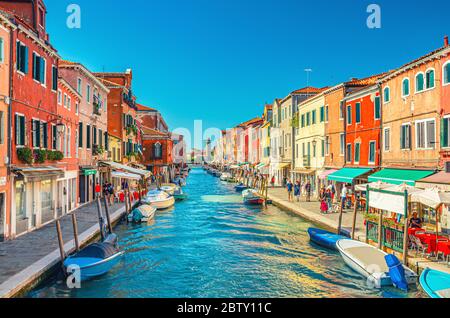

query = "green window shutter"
[86,125,91,148]
[375,97,381,119]
[40,57,45,84]
[23,46,28,74]
[442,118,449,148]
[78,122,83,148]
[16,41,20,70]
[52,125,57,149]
[14,114,18,145]
[356,103,361,123]
[320,106,324,122]
[0,38,3,63]
[43,123,48,148]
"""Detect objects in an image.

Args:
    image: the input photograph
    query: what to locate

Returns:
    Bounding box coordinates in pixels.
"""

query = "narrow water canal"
[29,168,422,298]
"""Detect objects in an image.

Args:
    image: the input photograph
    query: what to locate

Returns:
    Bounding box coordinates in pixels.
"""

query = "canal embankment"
[0,200,137,298]
[267,187,450,276]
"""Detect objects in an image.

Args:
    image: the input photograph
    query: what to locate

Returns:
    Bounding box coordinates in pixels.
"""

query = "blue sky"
[46,0,449,133]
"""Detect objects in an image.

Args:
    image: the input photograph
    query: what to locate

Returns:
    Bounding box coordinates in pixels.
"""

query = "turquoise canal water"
[29,168,423,298]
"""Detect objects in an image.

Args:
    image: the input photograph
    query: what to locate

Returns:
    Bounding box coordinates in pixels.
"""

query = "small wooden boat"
[307,228,348,251]
[420,268,450,298]
[63,234,124,282]
[128,205,157,223]
[235,184,248,193]
[336,239,417,289]
[143,190,175,210]
[242,189,264,205]
[173,187,188,201]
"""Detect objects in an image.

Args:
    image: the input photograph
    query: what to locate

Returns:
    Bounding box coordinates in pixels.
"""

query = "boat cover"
[72,242,118,260]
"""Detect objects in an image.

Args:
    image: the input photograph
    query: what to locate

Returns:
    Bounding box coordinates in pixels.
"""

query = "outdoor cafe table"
[415,233,449,254]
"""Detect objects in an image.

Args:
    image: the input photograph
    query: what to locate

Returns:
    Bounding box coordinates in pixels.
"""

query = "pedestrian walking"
[271,176,275,187]
[286,179,293,202]
[305,181,312,202]
[294,181,301,202]
[341,184,348,210]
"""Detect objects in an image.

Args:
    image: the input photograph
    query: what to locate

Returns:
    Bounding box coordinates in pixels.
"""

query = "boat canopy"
[327,168,372,183]
[368,169,435,186]
[99,161,152,178]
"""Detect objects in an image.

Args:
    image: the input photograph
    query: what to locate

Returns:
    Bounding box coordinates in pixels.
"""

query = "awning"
[256,163,268,170]
[14,166,65,182]
[111,171,141,181]
[319,169,338,180]
[99,161,152,178]
[292,168,315,175]
[328,168,372,183]
[417,171,450,185]
[368,169,435,186]
[279,162,291,169]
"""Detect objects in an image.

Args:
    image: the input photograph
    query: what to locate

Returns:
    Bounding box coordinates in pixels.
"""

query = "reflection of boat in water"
[173,186,188,201]
[128,205,157,223]
[242,189,264,205]
[336,239,417,289]
[143,190,175,210]
[63,234,124,282]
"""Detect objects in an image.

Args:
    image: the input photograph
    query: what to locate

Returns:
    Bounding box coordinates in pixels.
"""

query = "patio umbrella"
[410,188,450,210]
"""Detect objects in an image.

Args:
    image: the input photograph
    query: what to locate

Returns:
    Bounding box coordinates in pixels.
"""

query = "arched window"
[416,73,425,92]
[425,69,435,89]
[443,62,450,85]
[154,142,162,159]
[402,78,410,97]
[383,86,390,103]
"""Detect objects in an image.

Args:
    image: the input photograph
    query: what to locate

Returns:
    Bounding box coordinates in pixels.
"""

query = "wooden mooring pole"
[103,196,113,234]
[96,195,106,241]
[351,197,358,240]
[337,202,344,235]
[71,214,80,252]
[55,219,66,265]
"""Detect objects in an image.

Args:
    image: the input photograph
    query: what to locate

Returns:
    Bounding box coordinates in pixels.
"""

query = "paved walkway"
[0,199,131,297]
[267,188,366,240]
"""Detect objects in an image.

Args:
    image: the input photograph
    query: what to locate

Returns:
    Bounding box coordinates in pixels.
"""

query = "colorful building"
[142,126,173,181]
[0,12,15,240]
[95,69,142,165]
[59,60,110,205]
[259,104,272,175]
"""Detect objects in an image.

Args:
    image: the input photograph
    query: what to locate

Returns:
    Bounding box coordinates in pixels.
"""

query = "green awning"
[368,169,435,186]
[328,168,372,183]
[81,169,97,176]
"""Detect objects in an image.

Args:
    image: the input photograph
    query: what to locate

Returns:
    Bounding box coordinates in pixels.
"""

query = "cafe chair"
[413,236,430,258]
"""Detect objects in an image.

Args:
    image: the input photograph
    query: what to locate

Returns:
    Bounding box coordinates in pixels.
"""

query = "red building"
[142,126,174,182]
[137,103,169,132]
[343,84,382,168]
[440,37,450,166]
[0,1,62,238]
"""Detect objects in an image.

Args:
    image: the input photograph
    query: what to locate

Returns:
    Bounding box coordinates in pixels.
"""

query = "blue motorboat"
[235,184,248,192]
[420,268,450,298]
[63,234,124,281]
[307,227,348,251]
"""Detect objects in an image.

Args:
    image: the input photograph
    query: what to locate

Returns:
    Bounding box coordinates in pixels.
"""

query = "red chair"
[119,192,125,203]
[133,192,139,200]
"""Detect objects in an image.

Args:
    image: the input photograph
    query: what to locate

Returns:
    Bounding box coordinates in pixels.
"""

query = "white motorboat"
[242,189,264,205]
[220,172,232,181]
[143,190,175,210]
[128,205,157,223]
[159,183,178,195]
[336,239,417,289]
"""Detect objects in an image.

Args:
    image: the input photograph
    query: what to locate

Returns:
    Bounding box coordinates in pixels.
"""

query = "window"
[0,38,4,63]
[67,127,71,157]
[383,87,390,103]
[340,133,345,155]
[301,114,305,128]
[63,94,67,108]
[354,142,360,163]
[415,119,436,149]
[52,125,57,149]
[86,124,91,149]
[75,102,79,115]
[426,69,435,89]
[444,62,450,85]
[346,105,352,125]
[442,117,450,148]
[369,141,376,164]
[42,122,48,148]
[312,110,317,124]
[402,78,410,97]
[32,53,46,85]
[346,144,352,163]
[306,112,310,126]
[78,122,83,148]
[416,73,425,92]
[77,78,82,95]
[374,96,381,120]
[154,142,162,159]
[320,106,325,122]
[16,42,29,74]
[52,66,57,91]
[339,101,344,120]
[355,103,361,124]
[384,128,390,151]
[87,85,91,103]
[32,119,40,148]
[57,90,62,105]
[67,97,71,110]
[400,124,411,150]
[93,126,97,145]
[325,106,329,122]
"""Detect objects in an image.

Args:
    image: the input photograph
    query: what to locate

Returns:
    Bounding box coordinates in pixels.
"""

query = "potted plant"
[33,149,47,164]
[17,147,33,164]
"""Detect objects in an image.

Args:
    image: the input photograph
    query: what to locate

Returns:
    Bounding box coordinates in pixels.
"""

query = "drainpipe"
[378,83,383,169]
[7,29,14,239]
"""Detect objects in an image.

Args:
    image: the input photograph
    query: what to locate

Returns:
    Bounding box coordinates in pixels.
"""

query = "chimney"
[445,36,449,47]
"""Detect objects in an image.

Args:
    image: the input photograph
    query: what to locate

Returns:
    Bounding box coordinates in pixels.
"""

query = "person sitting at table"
[409,212,423,229]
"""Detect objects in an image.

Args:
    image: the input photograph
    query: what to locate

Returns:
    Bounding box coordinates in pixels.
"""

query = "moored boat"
[242,189,264,205]
[143,190,176,210]
[307,228,348,251]
[420,268,450,298]
[235,184,248,193]
[173,186,188,201]
[128,205,157,223]
[63,234,124,282]
[220,172,232,181]
[336,239,417,289]
[159,183,178,195]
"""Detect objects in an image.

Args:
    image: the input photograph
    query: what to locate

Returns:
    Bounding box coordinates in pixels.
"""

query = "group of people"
[284,179,312,203]
[102,182,116,206]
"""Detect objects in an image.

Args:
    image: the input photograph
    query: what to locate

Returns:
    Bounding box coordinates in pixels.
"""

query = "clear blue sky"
[46,0,449,133]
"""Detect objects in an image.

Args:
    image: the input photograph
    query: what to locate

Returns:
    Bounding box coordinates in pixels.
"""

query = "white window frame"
[77,77,83,95]
[443,61,450,87]
[415,72,425,93]
[57,89,62,105]
[339,133,345,156]
[383,86,391,104]
[346,143,352,163]
[415,118,436,150]
[15,113,26,148]
[425,67,436,90]
[354,142,361,164]
[401,122,412,151]
[443,115,450,149]
[383,127,391,152]
[368,140,376,165]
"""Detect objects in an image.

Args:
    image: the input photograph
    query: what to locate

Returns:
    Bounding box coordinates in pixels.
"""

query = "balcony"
[303,155,311,168]
[123,91,137,110]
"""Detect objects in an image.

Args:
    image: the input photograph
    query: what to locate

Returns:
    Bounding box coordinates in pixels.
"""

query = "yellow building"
[108,134,122,163]
[294,92,326,197]
[259,104,273,175]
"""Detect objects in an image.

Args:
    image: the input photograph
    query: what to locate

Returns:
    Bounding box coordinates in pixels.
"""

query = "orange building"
[440,37,450,167]
[95,69,142,165]
[141,126,173,182]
